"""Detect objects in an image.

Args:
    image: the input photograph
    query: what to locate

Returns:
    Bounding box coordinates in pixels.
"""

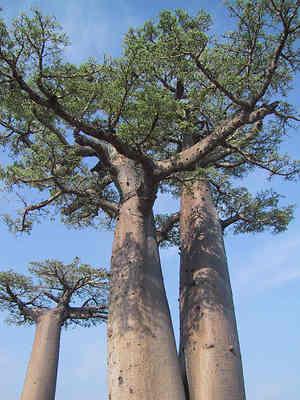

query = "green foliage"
[0,270,37,325]
[213,182,295,234]
[0,2,299,236]
[157,175,294,248]
[225,0,300,97]
[0,258,109,327]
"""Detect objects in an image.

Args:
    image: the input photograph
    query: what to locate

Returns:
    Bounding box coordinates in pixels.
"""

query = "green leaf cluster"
[0,258,109,327]
[0,2,299,236]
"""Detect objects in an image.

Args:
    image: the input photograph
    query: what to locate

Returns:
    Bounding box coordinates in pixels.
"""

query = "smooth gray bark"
[179,179,246,400]
[108,194,185,400]
[21,309,63,400]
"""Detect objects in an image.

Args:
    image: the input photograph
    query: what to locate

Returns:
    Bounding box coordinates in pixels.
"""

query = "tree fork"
[179,179,245,400]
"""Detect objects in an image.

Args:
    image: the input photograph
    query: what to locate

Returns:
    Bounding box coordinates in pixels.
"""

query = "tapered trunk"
[108,194,185,400]
[179,179,245,400]
[21,309,63,400]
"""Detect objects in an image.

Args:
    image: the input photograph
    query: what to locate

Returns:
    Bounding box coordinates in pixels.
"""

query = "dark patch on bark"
[204,343,215,349]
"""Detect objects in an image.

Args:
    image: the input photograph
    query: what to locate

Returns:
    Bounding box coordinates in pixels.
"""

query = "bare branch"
[97,198,119,218]
[60,184,119,219]
[32,109,69,146]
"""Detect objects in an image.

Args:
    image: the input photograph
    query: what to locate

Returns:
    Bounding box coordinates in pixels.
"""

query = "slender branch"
[12,175,56,186]
[138,112,159,146]
[1,116,95,158]
[0,119,33,146]
[221,214,242,230]
[202,119,263,167]
[61,184,119,219]
[73,131,113,169]
[251,1,299,104]
[42,265,70,291]
[43,291,60,303]
[4,284,35,320]
[221,212,253,231]
[214,160,245,169]
[154,103,278,179]
[32,109,69,146]
[19,191,63,231]
[192,54,250,108]
[156,75,176,94]
[68,305,108,320]
[252,32,289,103]
[225,142,298,178]
[97,198,119,218]
[0,51,154,170]
[274,110,300,122]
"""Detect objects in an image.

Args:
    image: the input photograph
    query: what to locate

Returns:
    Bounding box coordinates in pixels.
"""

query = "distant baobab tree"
[0,258,109,400]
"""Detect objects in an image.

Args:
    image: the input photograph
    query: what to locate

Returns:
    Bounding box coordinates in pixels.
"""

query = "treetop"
[0,1,299,235]
[0,258,109,327]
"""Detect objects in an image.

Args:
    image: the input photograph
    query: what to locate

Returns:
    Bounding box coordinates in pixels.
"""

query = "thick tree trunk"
[108,194,185,400]
[179,179,246,400]
[21,309,63,400]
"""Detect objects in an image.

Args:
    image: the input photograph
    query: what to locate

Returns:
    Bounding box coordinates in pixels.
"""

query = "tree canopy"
[0,258,109,326]
[0,0,299,237]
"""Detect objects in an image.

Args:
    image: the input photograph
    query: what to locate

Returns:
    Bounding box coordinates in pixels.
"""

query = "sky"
[0,1,299,399]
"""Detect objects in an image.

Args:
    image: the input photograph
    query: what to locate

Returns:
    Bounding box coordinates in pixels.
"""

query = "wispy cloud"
[232,228,300,295]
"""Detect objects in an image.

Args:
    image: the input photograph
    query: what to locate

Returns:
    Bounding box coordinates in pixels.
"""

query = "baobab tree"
[156,174,293,400]
[178,177,293,400]
[125,2,300,398]
[0,258,108,400]
[0,2,299,399]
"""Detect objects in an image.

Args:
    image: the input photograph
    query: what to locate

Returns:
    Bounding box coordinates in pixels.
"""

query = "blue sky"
[0,1,299,399]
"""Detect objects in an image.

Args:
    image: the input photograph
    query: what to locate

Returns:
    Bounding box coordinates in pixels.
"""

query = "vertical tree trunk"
[108,194,186,400]
[179,179,246,400]
[21,309,63,400]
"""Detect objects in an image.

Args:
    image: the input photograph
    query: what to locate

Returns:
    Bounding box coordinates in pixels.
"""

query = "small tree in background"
[0,258,109,400]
